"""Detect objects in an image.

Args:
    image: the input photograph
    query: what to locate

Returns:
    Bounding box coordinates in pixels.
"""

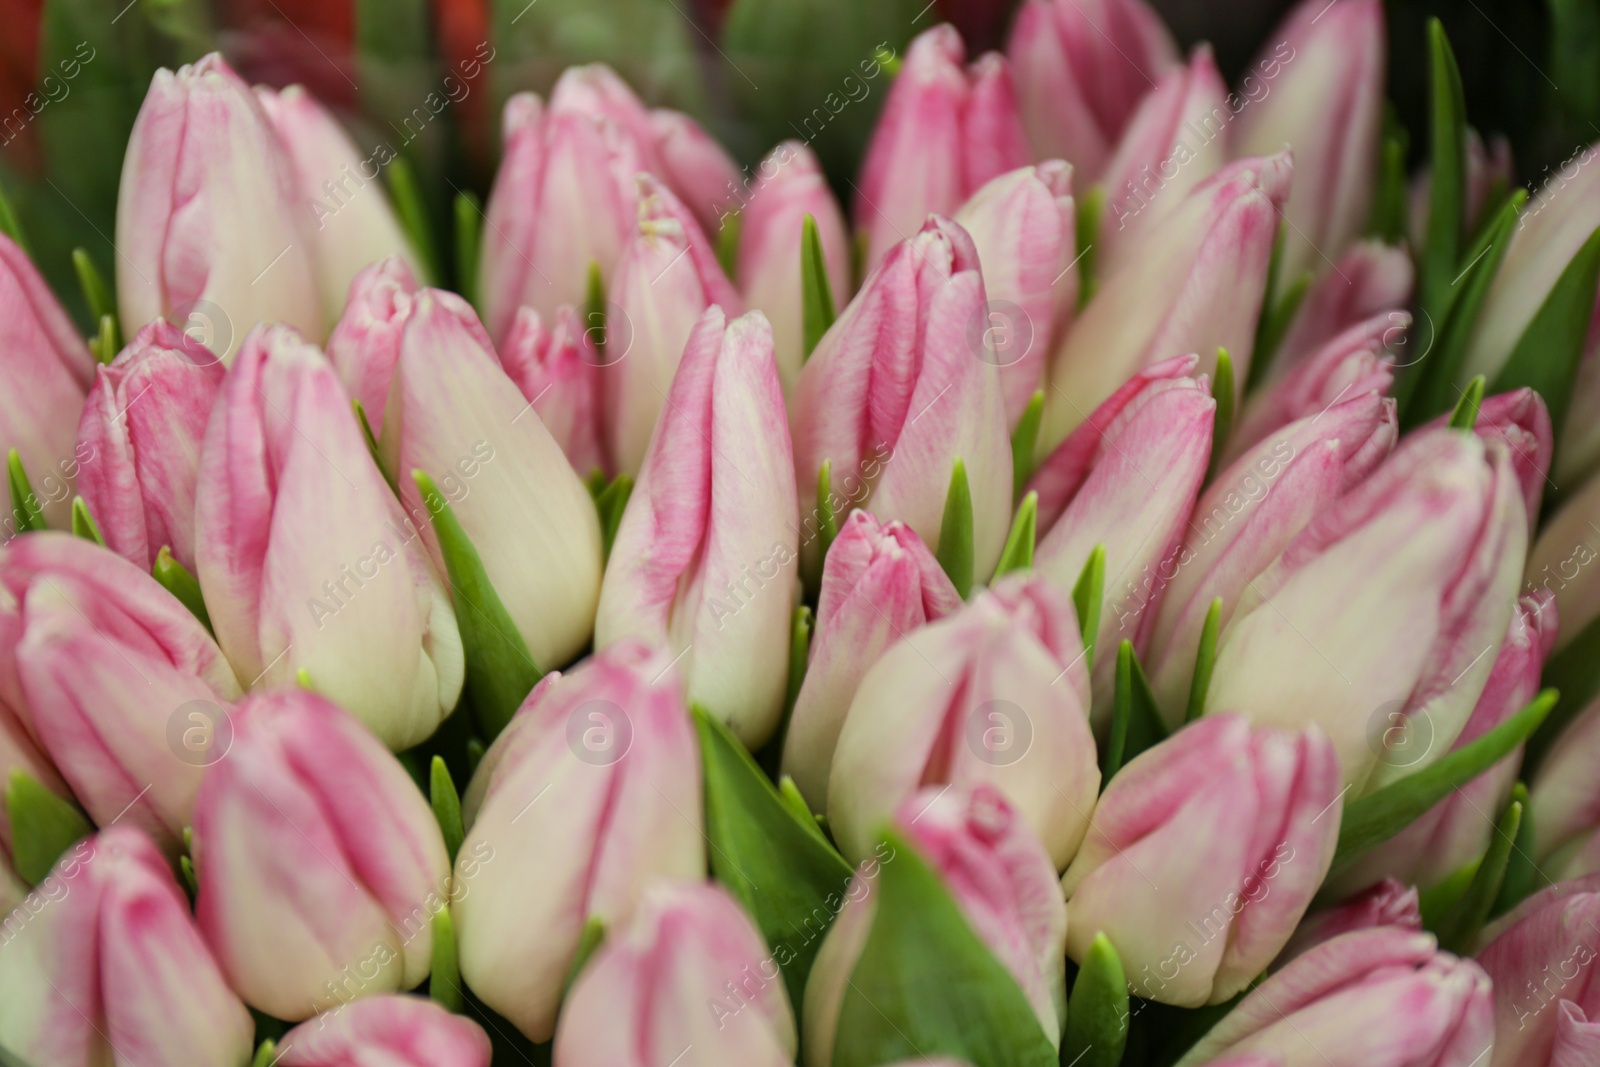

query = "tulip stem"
[428,906,463,1012]
[153,546,213,633]
[936,459,974,598]
[6,450,45,534]
[993,493,1036,577]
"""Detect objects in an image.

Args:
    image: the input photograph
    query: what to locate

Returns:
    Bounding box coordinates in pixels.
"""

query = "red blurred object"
[937,0,1019,50]
[0,0,44,172]
[220,0,357,107]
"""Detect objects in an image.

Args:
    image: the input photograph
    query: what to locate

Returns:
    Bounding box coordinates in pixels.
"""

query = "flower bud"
[325,254,419,422]
[1526,461,1600,659]
[1272,241,1415,371]
[649,107,743,237]
[1425,387,1553,529]
[1529,690,1600,880]
[499,305,607,476]
[276,995,492,1067]
[1279,879,1422,967]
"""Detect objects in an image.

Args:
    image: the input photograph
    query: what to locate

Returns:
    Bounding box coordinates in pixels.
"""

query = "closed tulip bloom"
[1006,0,1179,183]
[648,108,743,236]
[1526,466,1600,657]
[324,256,419,422]
[194,324,463,751]
[1271,241,1415,373]
[805,786,1068,1066]
[855,25,1030,269]
[828,576,1099,869]
[791,216,1012,578]
[1529,693,1600,880]
[1425,388,1553,529]
[1041,153,1291,448]
[75,321,224,572]
[1279,879,1422,966]
[1063,716,1340,1006]
[0,534,242,855]
[1204,428,1526,790]
[736,141,852,393]
[555,882,797,1067]
[193,689,451,1020]
[276,995,491,1067]
[781,510,963,811]
[499,304,607,476]
[596,309,798,747]
[454,641,703,1041]
[117,53,322,361]
[1176,927,1493,1067]
[387,289,604,671]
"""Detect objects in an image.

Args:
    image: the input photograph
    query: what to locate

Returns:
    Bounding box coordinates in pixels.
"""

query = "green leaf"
[249,1041,277,1067]
[1490,224,1600,436]
[453,191,483,310]
[1531,613,1600,770]
[562,917,607,999]
[1207,347,1236,479]
[801,213,837,360]
[717,209,743,283]
[90,315,118,366]
[1075,185,1105,309]
[594,474,634,563]
[693,705,854,1013]
[414,469,541,741]
[1494,782,1541,916]
[1550,0,1600,126]
[180,854,198,898]
[1185,598,1223,724]
[430,756,464,863]
[760,603,815,781]
[72,248,116,335]
[351,399,398,495]
[1102,640,1168,783]
[1072,545,1106,675]
[7,451,45,534]
[831,829,1058,1067]
[1333,690,1557,869]
[1248,270,1312,393]
[1448,375,1486,430]
[385,155,441,285]
[6,770,92,885]
[428,905,462,1012]
[70,498,103,545]
[816,459,840,566]
[937,458,974,599]
[1368,107,1410,244]
[1011,389,1045,502]
[1435,791,1522,954]
[0,181,29,256]
[1061,933,1129,1067]
[1417,19,1469,328]
[153,545,212,632]
[993,493,1037,577]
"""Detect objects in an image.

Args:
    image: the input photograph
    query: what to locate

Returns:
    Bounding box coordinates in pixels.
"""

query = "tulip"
[255,83,425,319]
[828,575,1099,869]
[1271,241,1415,374]
[325,256,419,422]
[1425,387,1553,530]
[0,699,69,912]
[1279,879,1422,966]
[117,53,323,361]
[454,641,704,1042]
[1040,153,1291,449]
[791,215,1012,578]
[781,510,963,811]
[386,289,604,671]
[595,308,798,748]
[855,25,1031,269]
[194,324,463,751]
[953,161,1077,420]
[0,234,95,534]
[0,533,243,854]
[1203,427,1526,790]
[805,785,1068,1065]
[74,321,224,572]
[1006,0,1179,183]
[276,995,492,1067]
[735,141,853,393]
[192,688,452,1020]
[1529,692,1600,880]
[1145,391,1398,722]
[499,304,608,476]
[0,826,254,1067]
[555,882,797,1067]
[1550,1002,1600,1067]
[604,173,743,475]
[1527,454,1600,658]
[1231,0,1385,284]
[1062,715,1340,1006]
[648,108,743,237]
[1175,927,1493,1066]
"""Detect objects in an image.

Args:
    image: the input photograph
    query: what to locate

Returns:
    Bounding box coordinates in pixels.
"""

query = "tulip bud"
[1279,879,1422,967]
[387,289,604,671]
[499,305,607,476]
[117,53,323,361]
[1041,153,1291,448]
[1204,428,1526,790]
[1063,715,1339,1006]
[781,510,963,811]
[596,308,798,747]
[276,995,492,1067]
[1526,461,1600,659]
[555,882,798,1067]
[1529,691,1600,880]
[828,575,1098,869]
[735,141,852,393]
[855,25,1030,269]
[193,689,451,1020]
[194,324,463,751]
[325,256,419,422]
[649,108,743,237]
[0,533,242,854]
[791,216,1012,577]
[1272,241,1415,372]
[74,321,224,572]
[1175,927,1493,1066]
[805,785,1068,1066]
[1006,0,1179,183]
[1425,387,1553,529]
[0,234,95,534]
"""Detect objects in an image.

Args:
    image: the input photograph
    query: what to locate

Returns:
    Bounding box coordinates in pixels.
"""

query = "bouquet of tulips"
[5,0,1600,1064]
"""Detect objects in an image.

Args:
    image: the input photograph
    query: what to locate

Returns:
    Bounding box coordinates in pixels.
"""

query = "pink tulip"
[855,25,1031,269]
[828,575,1098,869]
[276,995,491,1067]
[1525,451,1600,659]
[117,53,323,361]
[325,255,419,422]
[1176,927,1493,1066]
[0,533,242,854]
[805,786,1068,1065]
[194,324,463,750]
[555,882,797,1067]
[1424,387,1553,530]
[781,509,963,811]
[1551,1002,1600,1067]
[648,108,743,237]
[74,321,224,572]
[1006,0,1179,183]
[1279,879,1422,966]
[791,215,1012,578]
[1271,241,1415,373]
[193,688,451,1020]
[454,641,704,1042]
[0,827,254,1067]
[499,304,607,476]
[1529,689,1600,881]
[1063,715,1340,1006]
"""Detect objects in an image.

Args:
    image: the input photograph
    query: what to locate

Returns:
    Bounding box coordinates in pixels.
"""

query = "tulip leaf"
[831,829,1058,1067]
[1185,597,1224,724]
[385,155,441,286]
[1075,186,1104,309]
[1367,107,1410,245]
[1102,640,1168,784]
[815,459,840,570]
[1073,545,1106,675]
[453,191,483,310]
[1448,376,1486,430]
[801,213,837,360]
[352,399,398,495]
[1435,790,1522,954]
[71,248,116,341]
[717,209,743,282]
[90,315,118,366]
[1530,612,1600,770]
[414,469,542,741]
[429,756,464,863]
[1332,689,1557,869]
[562,917,607,999]
[937,458,974,599]
[0,182,29,256]
[1061,933,1129,1067]
[180,854,198,899]
[1248,264,1312,393]
[428,906,463,1012]
[1489,223,1600,436]
[994,492,1038,578]
[760,604,815,781]
[70,498,103,546]
[1494,782,1542,916]
[153,546,212,632]
[249,1041,277,1067]
[593,474,633,564]
[1207,347,1235,479]
[584,261,609,356]
[693,704,854,1014]
[5,770,92,886]
[1417,19,1469,329]
[1011,390,1045,501]
[6,451,45,535]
